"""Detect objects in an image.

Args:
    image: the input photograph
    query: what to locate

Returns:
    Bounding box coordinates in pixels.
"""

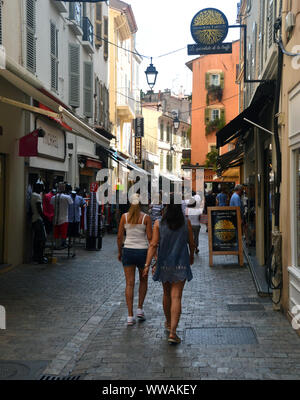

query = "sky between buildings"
[129,0,240,96]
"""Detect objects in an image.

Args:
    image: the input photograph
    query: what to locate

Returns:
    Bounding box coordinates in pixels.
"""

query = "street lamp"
[145,57,158,91]
[173,116,180,131]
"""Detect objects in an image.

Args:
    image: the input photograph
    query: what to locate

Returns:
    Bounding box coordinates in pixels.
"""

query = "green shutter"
[69,44,80,108]
[83,61,93,117]
[50,22,58,91]
[205,108,210,123]
[26,0,36,73]
[220,72,224,89]
[220,108,225,122]
[205,73,210,89]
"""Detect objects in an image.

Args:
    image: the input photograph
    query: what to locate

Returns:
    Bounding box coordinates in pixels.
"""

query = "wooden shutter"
[268,0,274,49]
[253,23,257,79]
[205,108,210,123]
[205,73,210,89]
[103,17,108,60]
[220,72,224,89]
[95,3,102,47]
[83,62,93,117]
[69,44,80,108]
[26,0,36,73]
[99,83,104,125]
[220,108,225,122]
[50,22,58,91]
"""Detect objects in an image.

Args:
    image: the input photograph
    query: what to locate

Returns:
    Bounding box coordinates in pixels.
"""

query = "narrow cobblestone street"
[0,228,300,380]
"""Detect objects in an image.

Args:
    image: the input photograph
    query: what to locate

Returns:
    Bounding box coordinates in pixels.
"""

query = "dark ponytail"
[161,195,185,231]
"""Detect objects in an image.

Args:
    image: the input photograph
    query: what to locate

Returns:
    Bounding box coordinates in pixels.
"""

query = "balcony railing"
[82,17,93,46]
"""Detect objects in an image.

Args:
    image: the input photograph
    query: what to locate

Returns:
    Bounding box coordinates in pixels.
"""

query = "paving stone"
[0,232,300,380]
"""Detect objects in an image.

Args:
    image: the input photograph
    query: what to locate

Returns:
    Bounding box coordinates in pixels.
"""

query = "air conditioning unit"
[286,12,295,33]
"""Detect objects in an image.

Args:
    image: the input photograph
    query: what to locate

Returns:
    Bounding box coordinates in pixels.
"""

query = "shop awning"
[0,68,110,148]
[216,81,276,148]
[216,139,244,175]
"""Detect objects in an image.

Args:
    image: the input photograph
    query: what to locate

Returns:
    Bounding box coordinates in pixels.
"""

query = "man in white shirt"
[31,182,47,263]
[50,183,73,248]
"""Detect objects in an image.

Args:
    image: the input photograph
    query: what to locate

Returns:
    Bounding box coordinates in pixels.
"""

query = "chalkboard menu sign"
[208,206,243,267]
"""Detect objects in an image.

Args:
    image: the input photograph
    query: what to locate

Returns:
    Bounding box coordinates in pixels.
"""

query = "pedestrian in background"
[149,192,163,226]
[185,198,202,254]
[143,195,194,345]
[117,194,152,326]
[229,184,243,212]
[31,182,47,264]
[216,186,229,207]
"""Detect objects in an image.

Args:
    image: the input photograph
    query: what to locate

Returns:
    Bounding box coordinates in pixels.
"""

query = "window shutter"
[83,62,93,117]
[220,72,224,89]
[253,23,257,79]
[220,108,225,122]
[0,0,2,46]
[205,73,210,89]
[259,0,265,75]
[160,123,164,141]
[50,22,58,91]
[69,44,80,108]
[95,3,102,47]
[103,17,108,60]
[160,153,164,170]
[99,83,104,125]
[26,0,36,73]
[268,0,274,49]
[205,108,210,124]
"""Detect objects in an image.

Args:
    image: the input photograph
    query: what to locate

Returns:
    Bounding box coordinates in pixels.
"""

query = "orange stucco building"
[187,40,240,186]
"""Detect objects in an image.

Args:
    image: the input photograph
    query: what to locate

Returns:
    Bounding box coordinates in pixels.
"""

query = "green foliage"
[204,149,218,171]
[207,85,223,102]
[205,110,226,135]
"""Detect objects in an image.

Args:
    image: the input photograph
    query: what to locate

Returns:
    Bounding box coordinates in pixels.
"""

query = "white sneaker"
[127,316,136,326]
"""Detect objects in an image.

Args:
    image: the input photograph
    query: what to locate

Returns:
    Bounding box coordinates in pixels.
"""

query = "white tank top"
[124,213,149,249]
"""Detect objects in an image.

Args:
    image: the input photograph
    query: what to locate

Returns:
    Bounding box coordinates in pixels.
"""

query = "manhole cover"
[185,327,258,345]
[227,304,265,311]
[0,361,49,380]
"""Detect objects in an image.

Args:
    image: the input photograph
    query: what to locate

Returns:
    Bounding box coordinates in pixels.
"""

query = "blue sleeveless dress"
[153,220,193,283]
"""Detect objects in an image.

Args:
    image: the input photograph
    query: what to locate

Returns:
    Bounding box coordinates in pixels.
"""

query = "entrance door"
[0,155,5,264]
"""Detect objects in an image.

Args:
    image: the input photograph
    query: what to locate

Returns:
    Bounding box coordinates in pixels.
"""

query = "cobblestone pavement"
[0,228,300,380]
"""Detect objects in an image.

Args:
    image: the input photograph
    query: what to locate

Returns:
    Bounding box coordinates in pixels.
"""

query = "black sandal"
[168,334,181,344]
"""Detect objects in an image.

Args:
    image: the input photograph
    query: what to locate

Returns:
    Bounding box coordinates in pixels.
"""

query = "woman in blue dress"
[143,196,195,344]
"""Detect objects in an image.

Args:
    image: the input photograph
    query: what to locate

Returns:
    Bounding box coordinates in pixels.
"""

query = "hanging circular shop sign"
[190,8,229,46]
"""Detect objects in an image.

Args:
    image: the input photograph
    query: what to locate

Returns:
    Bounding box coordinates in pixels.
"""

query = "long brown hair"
[127,203,141,224]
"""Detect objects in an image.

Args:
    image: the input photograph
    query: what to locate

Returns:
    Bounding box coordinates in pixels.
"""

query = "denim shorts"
[122,248,148,269]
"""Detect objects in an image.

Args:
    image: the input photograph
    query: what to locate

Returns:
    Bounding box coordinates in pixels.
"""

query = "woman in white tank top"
[117,194,152,325]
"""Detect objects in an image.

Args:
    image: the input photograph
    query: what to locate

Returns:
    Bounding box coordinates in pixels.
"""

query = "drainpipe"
[271,5,284,310]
